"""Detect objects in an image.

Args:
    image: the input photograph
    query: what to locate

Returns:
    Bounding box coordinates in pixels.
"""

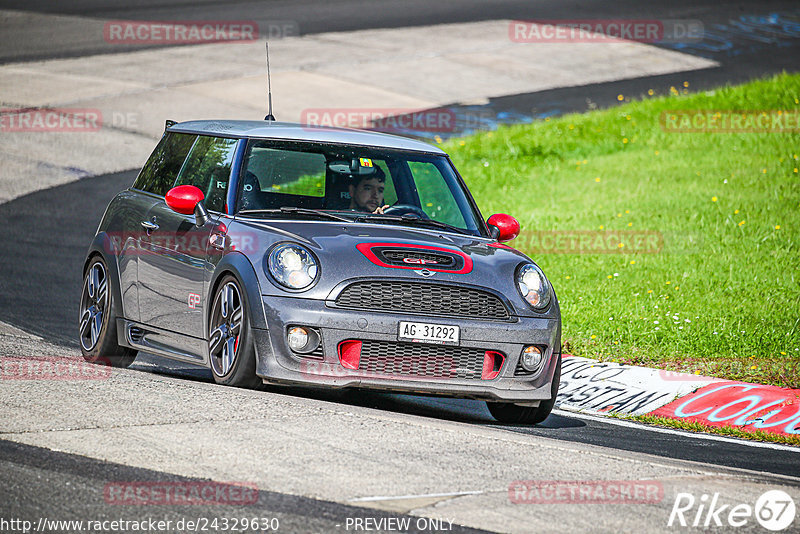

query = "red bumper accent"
[482,350,505,380]
[338,340,363,370]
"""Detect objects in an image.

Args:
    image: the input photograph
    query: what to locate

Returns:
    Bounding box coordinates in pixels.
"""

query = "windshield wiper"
[239,207,351,222]
[355,214,472,235]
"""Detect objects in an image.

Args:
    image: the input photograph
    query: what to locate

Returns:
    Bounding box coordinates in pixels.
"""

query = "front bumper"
[253,295,560,403]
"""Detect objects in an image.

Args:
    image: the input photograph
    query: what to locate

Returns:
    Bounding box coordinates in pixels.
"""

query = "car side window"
[407,161,469,229]
[173,136,238,213]
[133,133,197,196]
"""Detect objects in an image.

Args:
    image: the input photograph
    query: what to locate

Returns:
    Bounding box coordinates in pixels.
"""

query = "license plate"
[398,321,460,345]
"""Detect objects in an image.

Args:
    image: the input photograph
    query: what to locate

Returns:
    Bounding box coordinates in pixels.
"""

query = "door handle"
[140,220,159,232]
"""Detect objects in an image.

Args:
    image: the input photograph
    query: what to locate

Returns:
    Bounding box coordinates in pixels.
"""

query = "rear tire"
[487,356,561,425]
[208,275,261,389]
[79,256,137,368]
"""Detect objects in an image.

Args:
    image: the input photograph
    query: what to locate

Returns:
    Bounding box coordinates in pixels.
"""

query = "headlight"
[267,243,319,290]
[516,263,551,310]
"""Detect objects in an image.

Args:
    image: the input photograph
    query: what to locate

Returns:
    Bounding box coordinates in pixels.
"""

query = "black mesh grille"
[306,343,324,360]
[335,281,510,320]
[358,340,491,380]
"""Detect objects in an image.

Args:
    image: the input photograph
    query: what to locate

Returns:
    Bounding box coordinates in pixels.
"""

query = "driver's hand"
[372,204,390,214]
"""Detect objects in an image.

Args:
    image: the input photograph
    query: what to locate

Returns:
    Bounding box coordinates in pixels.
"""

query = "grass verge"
[445,72,800,389]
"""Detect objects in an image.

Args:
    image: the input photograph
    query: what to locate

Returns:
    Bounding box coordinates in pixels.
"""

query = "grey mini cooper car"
[80,120,561,424]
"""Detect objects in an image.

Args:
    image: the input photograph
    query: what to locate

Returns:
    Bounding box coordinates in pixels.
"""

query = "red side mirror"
[487,213,520,242]
[165,185,204,215]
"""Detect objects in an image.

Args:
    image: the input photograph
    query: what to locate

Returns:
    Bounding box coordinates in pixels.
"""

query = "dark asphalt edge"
[0,439,495,534]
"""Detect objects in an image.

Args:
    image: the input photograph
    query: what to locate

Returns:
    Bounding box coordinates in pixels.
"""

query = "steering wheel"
[383,203,429,218]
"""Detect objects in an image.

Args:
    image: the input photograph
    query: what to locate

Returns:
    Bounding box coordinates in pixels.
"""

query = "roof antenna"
[264,42,276,121]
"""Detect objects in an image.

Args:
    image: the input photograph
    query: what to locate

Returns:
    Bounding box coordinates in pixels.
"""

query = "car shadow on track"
[131,351,586,429]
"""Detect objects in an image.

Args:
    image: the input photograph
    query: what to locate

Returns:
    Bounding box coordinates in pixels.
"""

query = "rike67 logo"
[668,490,796,531]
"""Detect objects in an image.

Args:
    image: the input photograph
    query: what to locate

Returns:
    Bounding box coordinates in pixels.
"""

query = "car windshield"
[236,140,485,236]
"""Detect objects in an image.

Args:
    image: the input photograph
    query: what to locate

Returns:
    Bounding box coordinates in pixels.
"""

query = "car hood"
[232,218,550,316]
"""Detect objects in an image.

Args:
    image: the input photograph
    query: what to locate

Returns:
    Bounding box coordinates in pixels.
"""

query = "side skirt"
[117,318,207,365]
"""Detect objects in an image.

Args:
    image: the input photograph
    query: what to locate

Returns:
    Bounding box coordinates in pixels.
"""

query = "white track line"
[552,408,800,453]
[349,490,484,502]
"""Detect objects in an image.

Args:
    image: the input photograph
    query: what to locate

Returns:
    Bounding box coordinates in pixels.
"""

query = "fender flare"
[84,232,125,320]
[206,252,267,337]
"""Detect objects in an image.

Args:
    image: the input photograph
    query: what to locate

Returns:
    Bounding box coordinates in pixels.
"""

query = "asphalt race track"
[1,1,799,532]
[1,0,798,122]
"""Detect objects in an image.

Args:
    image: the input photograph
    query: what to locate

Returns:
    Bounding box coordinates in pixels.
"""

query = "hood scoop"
[356,243,473,274]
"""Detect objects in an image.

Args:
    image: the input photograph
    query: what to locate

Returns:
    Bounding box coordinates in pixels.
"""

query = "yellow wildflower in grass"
[750,365,758,370]
[775,225,781,230]
[565,275,571,280]
[459,140,466,146]
[734,209,739,214]
[626,115,631,121]
[630,260,636,265]
[648,89,654,96]
[617,94,624,101]
[618,243,625,248]
[569,124,575,130]
[654,150,660,155]
[625,210,630,214]
[627,222,633,227]
[617,213,622,217]
[683,81,689,87]
[794,168,798,173]
[781,351,787,355]
[607,275,613,279]
[694,370,701,375]
[762,168,767,174]
[647,290,653,293]
[675,286,679,290]
[595,177,601,182]
[712,196,717,202]
[434,135,443,143]
[591,335,596,339]
[599,225,604,229]
[622,138,629,144]
[738,220,746,226]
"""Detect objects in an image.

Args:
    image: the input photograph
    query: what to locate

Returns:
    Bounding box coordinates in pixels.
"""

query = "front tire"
[487,356,561,425]
[208,275,261,389]
[79,256,136,368]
